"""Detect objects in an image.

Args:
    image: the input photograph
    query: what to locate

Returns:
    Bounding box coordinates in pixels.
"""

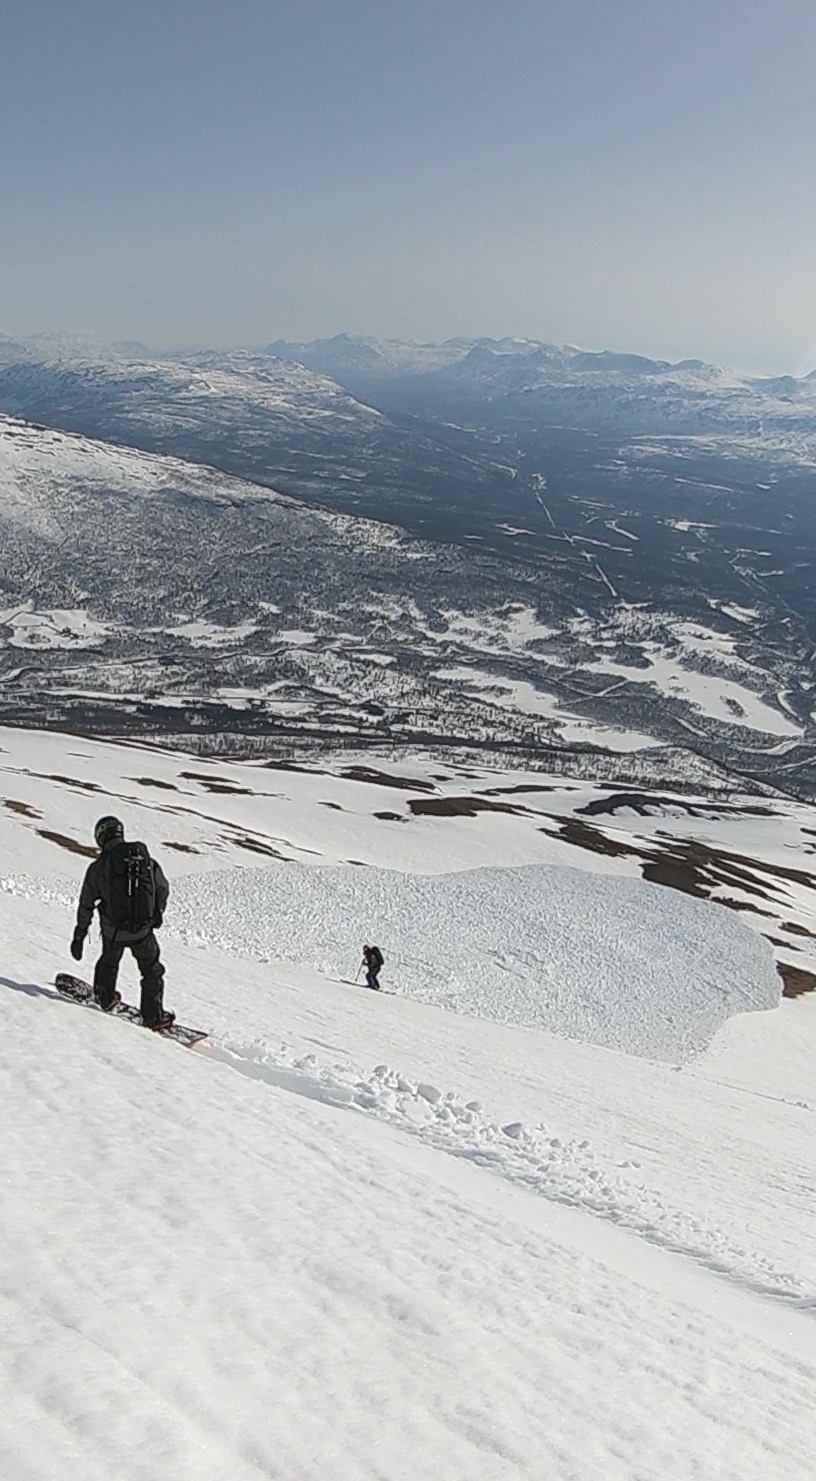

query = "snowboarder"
[362,943,384,991]
[70,815,175,1030]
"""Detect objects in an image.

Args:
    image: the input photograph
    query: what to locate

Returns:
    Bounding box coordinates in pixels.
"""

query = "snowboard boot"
[96,990,122,1013]
[144,1010,175,1031]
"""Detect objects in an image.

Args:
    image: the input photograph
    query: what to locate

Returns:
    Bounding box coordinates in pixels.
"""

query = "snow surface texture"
[171,861,778,1061]
[1,721,811,976]
[7,857,777,1061]
[1,727,815,1480]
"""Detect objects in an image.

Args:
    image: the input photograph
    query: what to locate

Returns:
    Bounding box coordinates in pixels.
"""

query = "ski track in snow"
[203,1034,812,1308]
[7,849,802,1307]
[0,845,803,1312]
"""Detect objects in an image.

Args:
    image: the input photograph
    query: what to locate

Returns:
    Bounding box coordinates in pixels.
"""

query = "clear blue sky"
[3,0,815,372]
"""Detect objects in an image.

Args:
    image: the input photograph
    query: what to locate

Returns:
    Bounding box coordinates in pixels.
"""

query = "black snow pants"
[94,930,166,1024]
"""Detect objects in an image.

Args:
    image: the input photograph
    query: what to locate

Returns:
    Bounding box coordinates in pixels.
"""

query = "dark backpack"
[369,945,384,969]
[104,840,156,932]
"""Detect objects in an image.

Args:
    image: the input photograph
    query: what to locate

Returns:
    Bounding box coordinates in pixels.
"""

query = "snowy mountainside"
[0,412,592,765]
[1,394,815,795]
[0,345,522,539]
[269,331,816,445]
[3,723,815,1000]
[1,722,816,1478]
[269,336,816,774]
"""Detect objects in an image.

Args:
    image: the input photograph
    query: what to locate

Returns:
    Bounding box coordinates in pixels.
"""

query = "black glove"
[152,912,163,930]
[70,931,85,962]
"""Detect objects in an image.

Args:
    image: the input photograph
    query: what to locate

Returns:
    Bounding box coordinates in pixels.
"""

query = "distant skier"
[70,815,175,1030]
[362,943,384,991]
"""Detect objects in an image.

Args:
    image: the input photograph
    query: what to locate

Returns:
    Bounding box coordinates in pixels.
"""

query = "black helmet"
[94,815,124,848]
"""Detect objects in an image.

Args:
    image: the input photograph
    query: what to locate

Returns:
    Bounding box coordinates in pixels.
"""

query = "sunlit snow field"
[1,724,815,1480]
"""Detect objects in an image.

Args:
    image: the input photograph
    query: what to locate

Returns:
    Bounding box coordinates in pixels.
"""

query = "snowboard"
[55,973,208,1049]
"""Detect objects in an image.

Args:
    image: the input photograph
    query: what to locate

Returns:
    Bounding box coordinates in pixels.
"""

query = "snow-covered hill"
[1,723,815,1478]
[270,331,816,451]
[2,382,815,796]
[1,411,579,764]
[3,723,816,992]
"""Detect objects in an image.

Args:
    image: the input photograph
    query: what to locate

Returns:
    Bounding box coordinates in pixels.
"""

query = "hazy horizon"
[4,1,815,378]
[1,322,809,381]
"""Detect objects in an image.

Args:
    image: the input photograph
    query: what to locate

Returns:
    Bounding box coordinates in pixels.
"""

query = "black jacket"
[75,839,170,943]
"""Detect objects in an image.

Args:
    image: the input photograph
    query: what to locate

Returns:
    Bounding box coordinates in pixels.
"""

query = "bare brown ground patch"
[374,811,403,821]
[781,920,816,939]
[36,829,96,857]
[4,799,42,818]
[480,783,559,796]
[777,962,816,998]
[162,840,201,853]
[181,772,253,795]
[638,839,816,904]
[578,791,777,820]
[714,896,775,918]
[641,855,711,898]
[181,770,235,783]
[130,776,179,790]
[342,766,437,792]
[544,816,816,905]
[549,817,637,859]
[261,759,323,775]
[45,775,103,792]
[232,836,287,858]
[408,795,530,818]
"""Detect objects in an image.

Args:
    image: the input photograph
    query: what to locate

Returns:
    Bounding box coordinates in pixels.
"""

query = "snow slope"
[1,726,815,1480]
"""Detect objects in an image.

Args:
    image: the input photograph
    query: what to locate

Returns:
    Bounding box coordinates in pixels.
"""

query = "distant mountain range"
[1,330,815,798]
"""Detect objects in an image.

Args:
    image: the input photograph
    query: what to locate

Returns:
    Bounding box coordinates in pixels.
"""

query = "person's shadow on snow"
[0,975,61,1001]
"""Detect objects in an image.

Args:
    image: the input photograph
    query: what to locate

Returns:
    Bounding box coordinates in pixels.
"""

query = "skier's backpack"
[370,945,384,969]
[104,840,156,933]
